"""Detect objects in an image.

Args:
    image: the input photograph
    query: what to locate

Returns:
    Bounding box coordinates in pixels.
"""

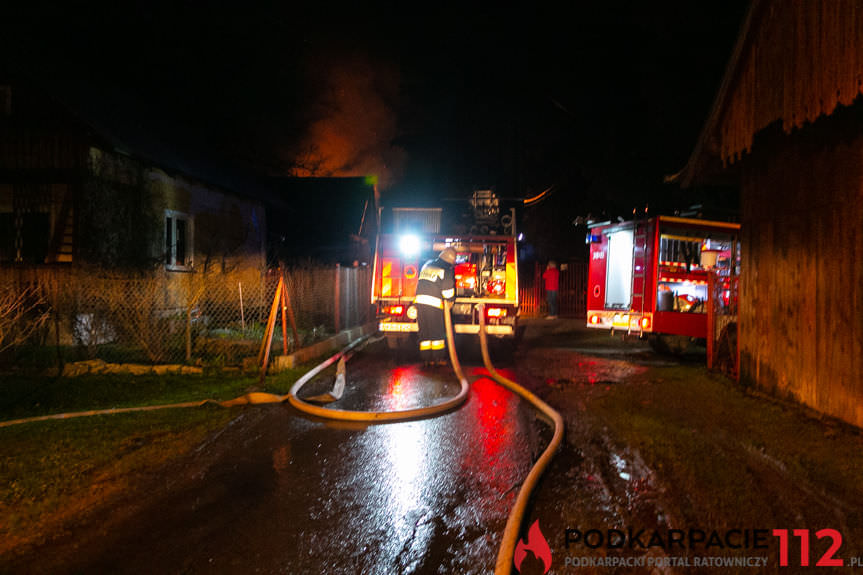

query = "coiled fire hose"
[286,309,470,421]
[288,304,564,574]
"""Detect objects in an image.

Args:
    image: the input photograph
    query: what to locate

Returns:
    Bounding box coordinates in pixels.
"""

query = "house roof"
[674,0,863,188]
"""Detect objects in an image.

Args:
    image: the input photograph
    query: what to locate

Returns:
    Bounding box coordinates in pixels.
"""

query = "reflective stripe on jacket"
[415,294,443,309]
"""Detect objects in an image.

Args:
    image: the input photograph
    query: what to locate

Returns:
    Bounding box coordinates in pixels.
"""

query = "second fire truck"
[586,214,740,351]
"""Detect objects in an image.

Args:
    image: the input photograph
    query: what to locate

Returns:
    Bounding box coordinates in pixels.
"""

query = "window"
[0,184,51,263]
[0,213,15,262]
[165,210,193,270]
[659,235,702,266]
[21,212,50,263]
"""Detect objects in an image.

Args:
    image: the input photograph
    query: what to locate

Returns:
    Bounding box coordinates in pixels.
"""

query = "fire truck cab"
[372,193,519,349]
[586,215,740,349]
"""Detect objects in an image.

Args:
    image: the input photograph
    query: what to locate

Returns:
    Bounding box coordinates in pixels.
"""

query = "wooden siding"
[741,127,863,428]
[720,0,863,165]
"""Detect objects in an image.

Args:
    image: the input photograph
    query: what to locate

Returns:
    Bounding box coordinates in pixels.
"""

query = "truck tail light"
[406,305,418,320]
[455,262,477,290]
[385,305,404,315]
[485,306,507,318]
[456,275,476,289]
[589,314,600,325]
[486,279,505,296]
[640,316,651,330]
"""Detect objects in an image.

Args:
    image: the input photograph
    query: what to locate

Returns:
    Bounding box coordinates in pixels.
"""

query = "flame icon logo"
[514,519,552,573]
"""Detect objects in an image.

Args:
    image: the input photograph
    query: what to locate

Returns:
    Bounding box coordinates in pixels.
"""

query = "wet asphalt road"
[35,340,542,574]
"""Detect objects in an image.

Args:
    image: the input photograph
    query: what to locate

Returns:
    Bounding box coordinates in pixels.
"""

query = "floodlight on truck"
[399,234,421,256]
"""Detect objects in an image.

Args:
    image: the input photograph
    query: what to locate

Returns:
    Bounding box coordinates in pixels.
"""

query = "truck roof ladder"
[630,214,648,333]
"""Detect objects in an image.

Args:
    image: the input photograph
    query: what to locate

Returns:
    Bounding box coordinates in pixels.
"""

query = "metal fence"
[519,261,587,317]
[0,263,373,371]
[706,268,740,380]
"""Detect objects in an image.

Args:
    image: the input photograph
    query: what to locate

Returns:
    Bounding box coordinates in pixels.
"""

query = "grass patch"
[0,356,327,554]
[0,405,236,553]
[0,364,322,422]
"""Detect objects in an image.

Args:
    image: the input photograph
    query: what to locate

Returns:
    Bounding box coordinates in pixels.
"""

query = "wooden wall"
[719,0,863,165]
[741,123,863,428]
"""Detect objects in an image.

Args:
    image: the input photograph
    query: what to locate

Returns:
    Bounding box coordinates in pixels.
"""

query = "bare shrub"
[0,285,51,354]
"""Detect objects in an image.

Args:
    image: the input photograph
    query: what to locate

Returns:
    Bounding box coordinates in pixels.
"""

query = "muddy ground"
[512,318,863,574]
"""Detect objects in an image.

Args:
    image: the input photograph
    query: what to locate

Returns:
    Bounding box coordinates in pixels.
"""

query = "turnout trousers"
[417,303,446,363]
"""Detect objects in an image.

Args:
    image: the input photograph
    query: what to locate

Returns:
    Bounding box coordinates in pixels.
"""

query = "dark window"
[21,212,50,263]
[0,213,15,261]
[175,218,186,265]
[165,216,173,265]
[0,86,10,116]
[165,211,192,269]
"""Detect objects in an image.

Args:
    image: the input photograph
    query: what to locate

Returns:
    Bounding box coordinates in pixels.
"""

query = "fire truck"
[372,191,519,349]
[585,214,740,351]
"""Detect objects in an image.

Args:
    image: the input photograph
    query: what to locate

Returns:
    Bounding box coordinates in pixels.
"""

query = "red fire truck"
[585,215,740,351]
[371,192,519,349]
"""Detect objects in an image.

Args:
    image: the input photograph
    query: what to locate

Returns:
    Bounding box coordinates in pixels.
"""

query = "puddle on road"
[290,358,536,574]
[297,363,463,413]
[519,349,650,389]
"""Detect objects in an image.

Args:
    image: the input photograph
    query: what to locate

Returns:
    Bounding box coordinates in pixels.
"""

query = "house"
[675,0,863,427]
[0,76,267,274]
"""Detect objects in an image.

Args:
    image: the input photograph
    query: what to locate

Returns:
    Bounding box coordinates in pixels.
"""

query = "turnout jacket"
[415,257,455,308]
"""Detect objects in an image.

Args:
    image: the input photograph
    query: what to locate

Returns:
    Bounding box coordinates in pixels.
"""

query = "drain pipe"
[478,306,565,575]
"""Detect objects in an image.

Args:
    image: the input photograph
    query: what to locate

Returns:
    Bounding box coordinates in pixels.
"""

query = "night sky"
[2,2,750,259]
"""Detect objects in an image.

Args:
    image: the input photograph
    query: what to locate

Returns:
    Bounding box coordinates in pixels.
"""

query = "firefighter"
[415,247,457,366]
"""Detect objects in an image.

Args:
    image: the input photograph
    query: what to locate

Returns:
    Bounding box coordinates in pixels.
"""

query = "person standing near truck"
[415,247,457,366]
[543,260,559,319]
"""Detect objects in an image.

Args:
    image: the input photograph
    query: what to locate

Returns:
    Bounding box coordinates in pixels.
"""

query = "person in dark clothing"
[415,247,456,366]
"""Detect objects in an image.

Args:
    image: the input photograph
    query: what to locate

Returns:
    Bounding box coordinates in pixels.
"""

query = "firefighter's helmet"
[439,247,457,264]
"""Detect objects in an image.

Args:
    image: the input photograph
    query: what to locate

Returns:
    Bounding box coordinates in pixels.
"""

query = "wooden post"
[53,279,63,376]
[280,277,289,355]
[281,273,300,350]
[334,263,341,333]
[238,281,245,332]
[258,274,283,384]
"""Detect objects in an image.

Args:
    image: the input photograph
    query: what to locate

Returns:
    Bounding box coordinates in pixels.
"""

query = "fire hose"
[287,304,564,574]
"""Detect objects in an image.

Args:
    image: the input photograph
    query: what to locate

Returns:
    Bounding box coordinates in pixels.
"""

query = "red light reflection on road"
[467,367,519,462]
[386,365,415,410]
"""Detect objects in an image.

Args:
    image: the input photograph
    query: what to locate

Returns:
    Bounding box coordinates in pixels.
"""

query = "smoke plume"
[288,52,406,191]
